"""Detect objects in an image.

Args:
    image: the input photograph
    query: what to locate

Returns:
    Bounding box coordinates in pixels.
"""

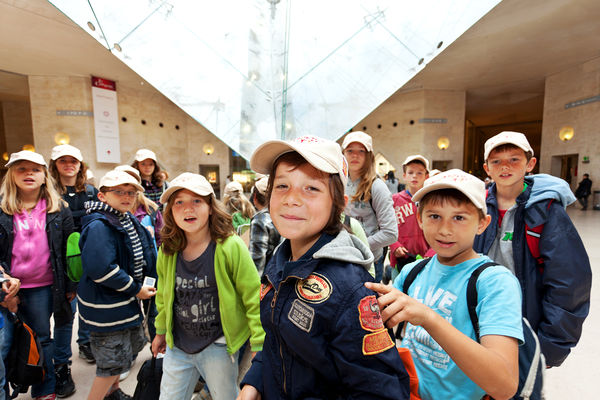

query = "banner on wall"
[92,76,121,163]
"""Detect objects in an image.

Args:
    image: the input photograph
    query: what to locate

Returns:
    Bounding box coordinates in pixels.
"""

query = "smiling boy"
[474,131,591,367]
[367,169,523,400]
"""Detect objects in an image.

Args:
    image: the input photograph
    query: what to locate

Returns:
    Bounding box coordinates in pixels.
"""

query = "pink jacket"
[389,190,430,267]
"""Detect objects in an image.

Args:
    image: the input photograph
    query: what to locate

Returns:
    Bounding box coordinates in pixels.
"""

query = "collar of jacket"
[269,233,335,282]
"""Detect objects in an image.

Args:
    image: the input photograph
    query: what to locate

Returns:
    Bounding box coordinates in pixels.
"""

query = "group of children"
[0,129,592,400]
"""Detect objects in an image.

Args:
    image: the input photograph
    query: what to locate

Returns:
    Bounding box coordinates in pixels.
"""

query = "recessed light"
[87,21,96,31]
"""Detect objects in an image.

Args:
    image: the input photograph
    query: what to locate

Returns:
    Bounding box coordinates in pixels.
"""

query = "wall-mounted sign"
[56,110,93,117]
[564,94,600,109]
[419,118,447,124]
[92,76,120,163]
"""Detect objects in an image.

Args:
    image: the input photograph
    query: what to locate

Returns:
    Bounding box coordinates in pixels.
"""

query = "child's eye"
[193,199,203,205]
[428,214,440,220]
[306,186,320,192]
[454,215,465,221]
[175,200,183,205]
[274,183,288,190]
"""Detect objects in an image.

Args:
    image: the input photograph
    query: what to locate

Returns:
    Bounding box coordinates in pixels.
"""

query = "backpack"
[401,259,545,400]
[133,356,163,400]
[66,231,83,282]
[5,312,45,399]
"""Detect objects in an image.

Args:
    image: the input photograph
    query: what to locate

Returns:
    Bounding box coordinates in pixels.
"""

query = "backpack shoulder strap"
[402,258,431,294]
[343,214,351,228]
[524,199,553,266]
[466,262,500,341]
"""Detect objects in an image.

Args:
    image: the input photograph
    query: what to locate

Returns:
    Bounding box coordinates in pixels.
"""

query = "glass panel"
[48,0,501,160]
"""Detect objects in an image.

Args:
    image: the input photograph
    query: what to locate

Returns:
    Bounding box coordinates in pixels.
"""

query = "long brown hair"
[49,159,89,194]
[265,152,346,236]
[1,162,65,215]
[348,150,377,203]
[160,190,234,255]
[132,160,166,187]
[223,191,256,219]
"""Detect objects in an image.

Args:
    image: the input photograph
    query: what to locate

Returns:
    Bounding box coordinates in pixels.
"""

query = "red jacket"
[389,190,430,267]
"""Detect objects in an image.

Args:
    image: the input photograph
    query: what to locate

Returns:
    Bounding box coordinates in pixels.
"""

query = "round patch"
[295,273,332,304]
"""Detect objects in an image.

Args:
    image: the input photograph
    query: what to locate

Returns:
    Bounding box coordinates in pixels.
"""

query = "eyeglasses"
[105,189,138,197]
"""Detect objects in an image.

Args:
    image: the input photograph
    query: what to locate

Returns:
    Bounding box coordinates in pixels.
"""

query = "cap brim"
[412,182,485,213]
[250,140,339,175]
[160,185,213,205]
[484,140,532,160]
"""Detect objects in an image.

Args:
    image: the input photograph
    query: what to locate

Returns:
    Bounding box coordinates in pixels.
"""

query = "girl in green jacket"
[151,172,264,400]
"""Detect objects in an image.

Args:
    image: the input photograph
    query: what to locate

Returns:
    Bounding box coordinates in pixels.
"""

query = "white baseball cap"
[250,135,349,186]
[412,169,487,214]
[341,131,373,152]
[6,150,47,167]
[115,165,141,183]
[224,181,244,196]
[484,131,534,161]
[134,149,157,162]
[254,176,269,195]
[51,144,83,162]
[99,170,144,192]
[403,155,430,171]
[160,172,214,204]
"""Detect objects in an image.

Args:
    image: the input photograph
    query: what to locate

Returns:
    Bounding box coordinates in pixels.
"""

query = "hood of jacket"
[526,174,576,209]
[313,229,374,270]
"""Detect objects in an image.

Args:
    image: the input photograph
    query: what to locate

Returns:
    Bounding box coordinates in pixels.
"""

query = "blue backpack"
[402,259,544,400]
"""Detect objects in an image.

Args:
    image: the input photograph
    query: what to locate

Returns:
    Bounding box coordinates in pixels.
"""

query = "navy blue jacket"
[0,204,75,326]
[78,210,157,332]
[242,231,410,399]
[473,178,591,367]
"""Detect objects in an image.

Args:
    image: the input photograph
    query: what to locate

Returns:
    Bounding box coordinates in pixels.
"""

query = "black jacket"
[0,203,75,326]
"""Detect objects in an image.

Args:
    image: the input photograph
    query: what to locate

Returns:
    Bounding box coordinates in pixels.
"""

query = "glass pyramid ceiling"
[48,0,501,160]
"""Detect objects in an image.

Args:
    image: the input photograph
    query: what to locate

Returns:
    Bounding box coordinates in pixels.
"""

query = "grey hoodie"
[314,229,374,271]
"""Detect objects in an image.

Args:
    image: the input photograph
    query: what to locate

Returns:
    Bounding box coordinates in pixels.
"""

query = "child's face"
[98,184,138,213]
[270,161,333,257]
[403,163,428,193]
[56,156,81,179]
[138,159,155,178]
[13,161,45,193]
[484,148,536,189]
[343,142,368,177]
[171,189,211,236]
[417,199,490,266]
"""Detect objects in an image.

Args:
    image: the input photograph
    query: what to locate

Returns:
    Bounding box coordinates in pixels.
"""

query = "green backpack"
[66,232,83,282]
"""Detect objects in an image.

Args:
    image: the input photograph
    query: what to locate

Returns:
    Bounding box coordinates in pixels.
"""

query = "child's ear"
[477,214,492,234]
[416,209,424,229]
[483,162,490,176]
[526,157,537,173]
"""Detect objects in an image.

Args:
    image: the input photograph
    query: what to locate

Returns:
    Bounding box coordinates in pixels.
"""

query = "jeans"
[53,298,90,365]
[374,254,385,282]
[578,195,589,210]
[2,286,55,397]
[160,343,238,400]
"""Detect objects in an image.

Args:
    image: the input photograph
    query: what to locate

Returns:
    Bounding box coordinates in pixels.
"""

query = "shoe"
[35,395,56,400]
[104,388,132,400]
[55,363,76,398]
[78,343,96,363]
[118,369,130,381]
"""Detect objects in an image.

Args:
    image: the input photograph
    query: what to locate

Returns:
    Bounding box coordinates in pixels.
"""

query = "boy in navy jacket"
[474,131,591,367]
[78,170,157,400]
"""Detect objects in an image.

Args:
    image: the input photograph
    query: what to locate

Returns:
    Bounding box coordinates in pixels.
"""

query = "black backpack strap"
[343,214,351,228]
[396,258,431,340]
[466,262,500,341]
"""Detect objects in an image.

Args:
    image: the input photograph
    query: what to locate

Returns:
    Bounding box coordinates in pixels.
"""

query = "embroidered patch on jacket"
[358,295,384,332]
[295,273,332,304]
[362,330,395,356]
[260,282,272,301]
[287,299,315,332]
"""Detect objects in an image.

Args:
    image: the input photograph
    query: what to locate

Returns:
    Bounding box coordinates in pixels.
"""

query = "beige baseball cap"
[99,170,144,192]
[6,150,47,167]
[160,172,214,204]
[115,165,141,183]
[134,149,157,162]
[254,176,269,195]
[51,144,83,162]
[224,181,244,196]
[341,131,373,152]
[484,131,534,161]
[403,155,430,171]
[412,169,487,214]
[250,135,349,186]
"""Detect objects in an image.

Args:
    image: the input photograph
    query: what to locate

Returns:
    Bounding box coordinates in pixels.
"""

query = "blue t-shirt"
[394,255,524,400]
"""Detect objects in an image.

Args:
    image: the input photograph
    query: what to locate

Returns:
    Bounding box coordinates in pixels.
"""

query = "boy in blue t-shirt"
[366,169,524,400]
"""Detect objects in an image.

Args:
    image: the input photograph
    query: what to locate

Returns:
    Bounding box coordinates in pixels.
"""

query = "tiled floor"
[16,206,599,399]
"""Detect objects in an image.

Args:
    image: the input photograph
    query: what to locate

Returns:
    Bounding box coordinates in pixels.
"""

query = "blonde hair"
[349,151,377,203]
[160,191,234,255]
[1,162,65,215]
[134,191,159,215]
[222,191,255,220]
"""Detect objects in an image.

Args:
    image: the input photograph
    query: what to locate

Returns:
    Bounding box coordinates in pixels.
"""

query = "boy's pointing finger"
[364,282,391,295]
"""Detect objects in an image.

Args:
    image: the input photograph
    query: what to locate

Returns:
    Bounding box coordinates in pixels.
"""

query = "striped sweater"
[77,209,157,332]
